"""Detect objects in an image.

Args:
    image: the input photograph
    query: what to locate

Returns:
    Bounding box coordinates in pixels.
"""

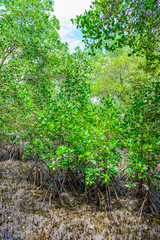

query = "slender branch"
[0,43,16,68]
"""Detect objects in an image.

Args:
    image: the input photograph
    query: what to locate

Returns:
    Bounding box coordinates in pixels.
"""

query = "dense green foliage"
[0,0,65,140]
[73,0,160,69]
[90,47,160,103]
[0,0,159,214]
[122,82,160,189]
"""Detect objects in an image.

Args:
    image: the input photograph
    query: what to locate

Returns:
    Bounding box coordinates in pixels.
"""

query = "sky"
[53,0,92,52]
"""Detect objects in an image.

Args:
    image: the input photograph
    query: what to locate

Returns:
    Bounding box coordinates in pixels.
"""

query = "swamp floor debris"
[0,159,160,240]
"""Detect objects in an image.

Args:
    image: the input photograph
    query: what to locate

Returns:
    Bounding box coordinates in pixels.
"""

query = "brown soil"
[0,159,160,240]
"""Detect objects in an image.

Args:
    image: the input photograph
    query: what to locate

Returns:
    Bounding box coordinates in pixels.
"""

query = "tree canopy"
[0,0,159,220]
[73,0,160,70]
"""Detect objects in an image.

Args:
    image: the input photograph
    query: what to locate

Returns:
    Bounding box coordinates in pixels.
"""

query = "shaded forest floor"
[0,159,160,240]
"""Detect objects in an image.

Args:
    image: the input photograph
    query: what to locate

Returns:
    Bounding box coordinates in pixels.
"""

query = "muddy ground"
[0,159,160,240]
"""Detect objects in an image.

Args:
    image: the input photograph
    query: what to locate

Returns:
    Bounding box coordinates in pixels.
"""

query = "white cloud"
[58,19,75,38]
[59,18,84,52]
[53,0,92,52]
[65,39,83,52]
[54,0,92,20]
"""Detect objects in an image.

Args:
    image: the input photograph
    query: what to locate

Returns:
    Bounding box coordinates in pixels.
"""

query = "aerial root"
[42,185,52,208]
[127,186,139,204]
[35,173,54,193]
[132,191,160,220]
[17,161,37,183]
[97,188,107,211]
[111,182,119,201]
[106,184,111,211]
